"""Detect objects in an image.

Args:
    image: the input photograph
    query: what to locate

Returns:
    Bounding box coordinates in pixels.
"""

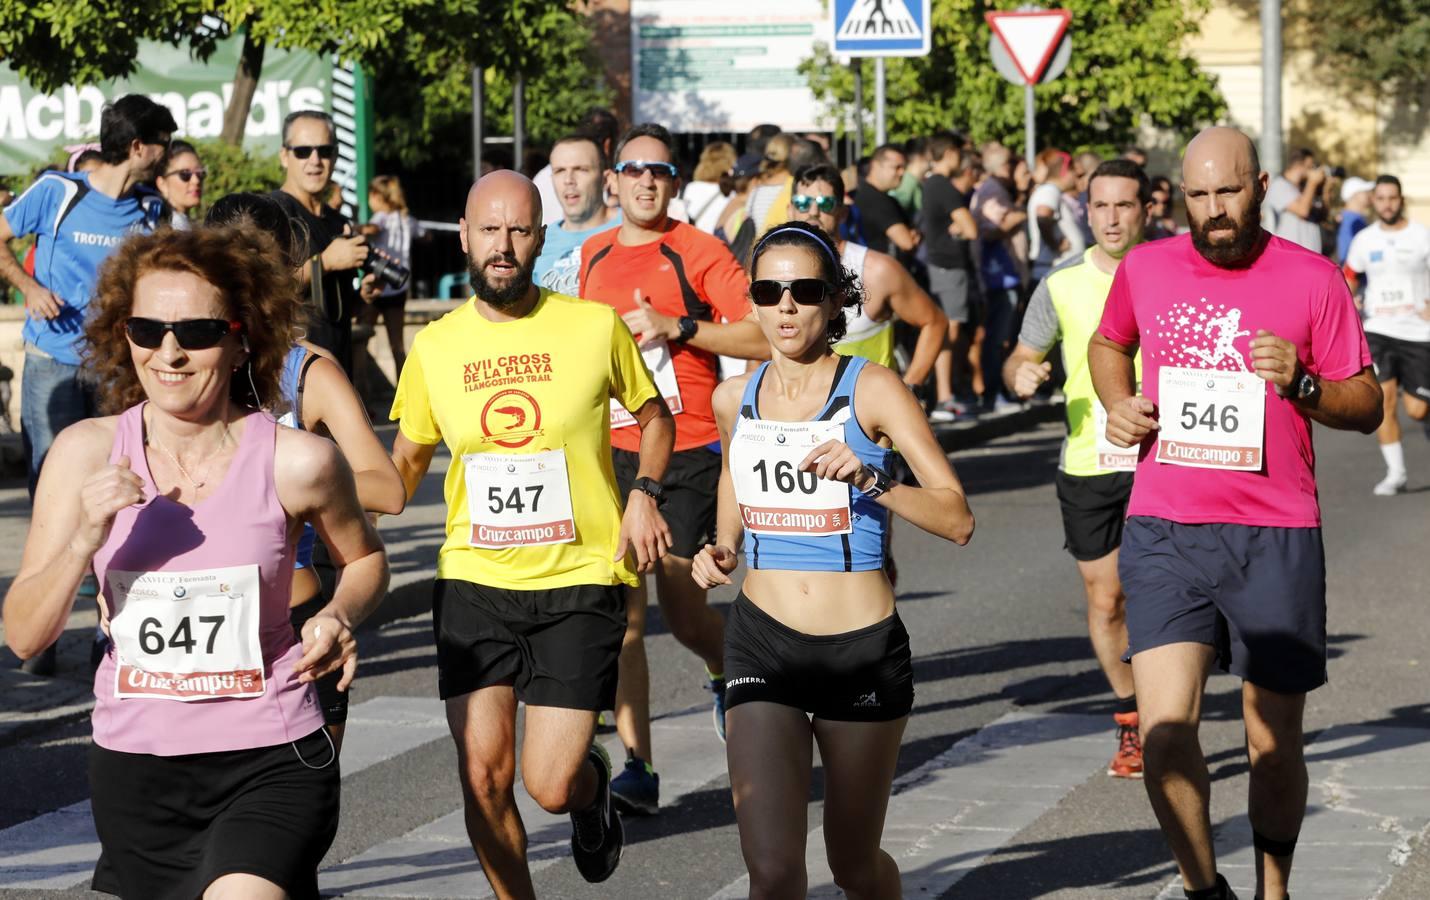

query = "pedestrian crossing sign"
[832,0,932,57]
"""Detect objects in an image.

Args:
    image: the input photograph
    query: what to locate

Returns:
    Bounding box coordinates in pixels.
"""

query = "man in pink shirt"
[1089,127,1382,900]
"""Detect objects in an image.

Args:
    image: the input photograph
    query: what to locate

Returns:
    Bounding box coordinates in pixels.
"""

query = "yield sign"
[985,9,1072,85]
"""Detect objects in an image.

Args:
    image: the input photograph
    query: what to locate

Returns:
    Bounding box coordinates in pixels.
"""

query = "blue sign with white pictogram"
[832,0,932,57]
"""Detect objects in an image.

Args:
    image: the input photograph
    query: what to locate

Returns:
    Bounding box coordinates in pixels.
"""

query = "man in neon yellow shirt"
[389,170,675,893]
[1002,159,1150,778]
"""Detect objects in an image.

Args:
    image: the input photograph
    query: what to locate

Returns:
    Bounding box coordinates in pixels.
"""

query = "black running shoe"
[570,743,623,883]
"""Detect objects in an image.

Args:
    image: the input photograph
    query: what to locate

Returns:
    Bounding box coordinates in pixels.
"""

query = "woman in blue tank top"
[694,222,974,899]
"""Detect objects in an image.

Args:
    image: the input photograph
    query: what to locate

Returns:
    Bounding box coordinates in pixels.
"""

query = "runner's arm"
[1002,342,1052,400]
[854,364,973,544]
[872,252,947,385]
[711,378,747,555]
[301,356,407,515]
[1294,367,1382,433]
[684,313,771,360]
[629,396,674,484]
[1003,280,1058,399]
[3,421,127,658]
[615,397,676,572]
[1089,332,1159,447]
[391,433,438,503]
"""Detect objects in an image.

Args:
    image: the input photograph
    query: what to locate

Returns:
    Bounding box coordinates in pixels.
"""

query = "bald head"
[1181,127,1268,266]
[466,169,543,225]
[1182,127,1260,188]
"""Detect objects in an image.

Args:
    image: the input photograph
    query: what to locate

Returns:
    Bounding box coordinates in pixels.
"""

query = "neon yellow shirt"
[1018,249,1142,477]
[391,291,659,589]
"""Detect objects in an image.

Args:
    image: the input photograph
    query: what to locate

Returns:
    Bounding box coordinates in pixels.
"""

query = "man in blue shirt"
[0,95,173,672]
[533,133,619,296]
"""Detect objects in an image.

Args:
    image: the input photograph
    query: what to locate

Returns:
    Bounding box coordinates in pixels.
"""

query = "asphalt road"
[1,418,1428,899]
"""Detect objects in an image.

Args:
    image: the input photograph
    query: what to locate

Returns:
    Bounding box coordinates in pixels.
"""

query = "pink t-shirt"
[1097,232,1371,527]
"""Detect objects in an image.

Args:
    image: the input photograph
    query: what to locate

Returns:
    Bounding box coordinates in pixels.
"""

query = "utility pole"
[513,71,527,172]
[1260,0,1282,175]
[471,66,485,178]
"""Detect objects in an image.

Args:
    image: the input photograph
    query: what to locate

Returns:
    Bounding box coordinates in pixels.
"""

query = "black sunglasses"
[164,168,206,183]
[614,160,678,180]
[123,317,242,350]
[749,278,832,307]
[285,144,338,161]
[791,194,838,215]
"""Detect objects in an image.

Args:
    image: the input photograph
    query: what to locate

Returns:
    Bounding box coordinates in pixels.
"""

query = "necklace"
[146,422,233,490]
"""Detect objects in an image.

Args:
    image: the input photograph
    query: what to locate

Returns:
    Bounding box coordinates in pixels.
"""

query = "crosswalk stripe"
[707,711,1112,899]
[0,695,449,891]
[1155,723,1430,900]
[320,703,726,898]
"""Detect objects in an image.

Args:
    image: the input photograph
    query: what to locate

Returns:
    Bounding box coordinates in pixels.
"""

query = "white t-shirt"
[682,181,730,234]
[1027,182,1084,271]
[533,165,561,226]
[1345,220,1430,343]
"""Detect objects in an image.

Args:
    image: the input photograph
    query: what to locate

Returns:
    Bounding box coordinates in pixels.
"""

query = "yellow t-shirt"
[390,290,659,589]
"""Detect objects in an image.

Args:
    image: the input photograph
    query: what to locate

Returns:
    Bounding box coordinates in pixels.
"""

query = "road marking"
[1155,723,1430,900]
[0,695,449,891]
[708,711,1112,899]
[320,703,725,898]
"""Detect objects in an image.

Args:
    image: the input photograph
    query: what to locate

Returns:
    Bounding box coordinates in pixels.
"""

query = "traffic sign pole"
[874,57,887,147]
[1024,84,1035,171]
[852,59,864,160]
[985,8,1072,166]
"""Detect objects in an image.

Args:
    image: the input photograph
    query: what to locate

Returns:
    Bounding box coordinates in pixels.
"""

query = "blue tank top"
[730,355,891,572]
[278,346,318,570]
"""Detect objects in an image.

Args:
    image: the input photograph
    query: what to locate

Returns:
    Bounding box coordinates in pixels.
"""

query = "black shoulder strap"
[296,351,321,409]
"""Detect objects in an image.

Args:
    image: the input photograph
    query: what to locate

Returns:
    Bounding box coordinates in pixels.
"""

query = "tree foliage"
[801,0,1226,155]
[1292,0,1430,105]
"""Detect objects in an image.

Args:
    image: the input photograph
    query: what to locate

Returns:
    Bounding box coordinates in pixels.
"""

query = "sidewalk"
[0,401,1062,741]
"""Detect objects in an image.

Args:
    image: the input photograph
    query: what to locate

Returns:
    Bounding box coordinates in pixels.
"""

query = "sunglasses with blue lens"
[614,160,679,180]
[791,194,838,214]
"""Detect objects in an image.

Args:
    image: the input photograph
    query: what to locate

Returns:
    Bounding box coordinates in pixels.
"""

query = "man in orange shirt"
[580,122,768,815]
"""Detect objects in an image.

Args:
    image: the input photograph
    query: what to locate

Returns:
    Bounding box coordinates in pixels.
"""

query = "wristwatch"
[860,465,894,500]
[1291,367,1321,404]
[674,315,698,344]
[632,476,667,508]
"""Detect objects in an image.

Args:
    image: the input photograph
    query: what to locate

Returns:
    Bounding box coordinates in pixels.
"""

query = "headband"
[753,224,840,270]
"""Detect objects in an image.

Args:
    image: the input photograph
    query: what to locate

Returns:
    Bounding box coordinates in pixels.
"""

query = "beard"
[1189,190,1265,267]
[468,252,536,309]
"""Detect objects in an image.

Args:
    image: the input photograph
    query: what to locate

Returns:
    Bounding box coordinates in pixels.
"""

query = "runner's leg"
[1377,376,1402,445]
[727,702,814,899]
[1243,683,1308,900]
[446,686,533,899]
[1131,641,1219,891]
[614,582,655,764]
[520,706,602,813]
[1402,390,1428,422]
[815,717,907,900]
[656,554,725,672]
[203,874,286,899]
[1077,550,1135,700]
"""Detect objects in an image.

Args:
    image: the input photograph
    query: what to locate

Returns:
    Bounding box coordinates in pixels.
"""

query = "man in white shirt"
[1264,148,1326,253]
[1344,174,1430,495]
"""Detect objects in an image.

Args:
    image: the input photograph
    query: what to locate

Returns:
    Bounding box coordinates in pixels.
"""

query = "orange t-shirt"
[579,220,752,451]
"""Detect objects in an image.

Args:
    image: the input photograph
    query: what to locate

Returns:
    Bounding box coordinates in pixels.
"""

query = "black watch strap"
[674,315,698,344]
[632,476,667,507]
[861,465,893,500]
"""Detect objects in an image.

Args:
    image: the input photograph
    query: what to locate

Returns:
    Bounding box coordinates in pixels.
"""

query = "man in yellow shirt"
[1002,159,1150,779]
[389,171,675,894]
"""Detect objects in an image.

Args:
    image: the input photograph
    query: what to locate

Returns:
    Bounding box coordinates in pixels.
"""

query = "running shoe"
[570,742,623,883]
[928,398,971,424]
[1373,471,1408,496]
[1108,711,1144,779]
[708,673,727,743]
[1183,873,1238,899]
[610,749,660,817]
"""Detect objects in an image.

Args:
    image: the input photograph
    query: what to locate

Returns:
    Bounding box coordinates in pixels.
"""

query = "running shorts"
[723,592,913,722]
[1367,333,1430,400]
[1055,470,1134,562]
[1119,516,1328,694]
[89,729,340,900]
[432,579,625,709]
[290,596,349,726]
[614,445,720,559]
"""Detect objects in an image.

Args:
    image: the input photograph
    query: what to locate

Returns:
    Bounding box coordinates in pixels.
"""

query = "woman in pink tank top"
[2,224,390,900]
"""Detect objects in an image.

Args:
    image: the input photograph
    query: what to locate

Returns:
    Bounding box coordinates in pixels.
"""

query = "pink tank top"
[90,404,324,755]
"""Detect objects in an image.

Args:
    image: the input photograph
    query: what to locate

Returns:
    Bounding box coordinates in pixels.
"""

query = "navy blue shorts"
[1119,516,1327,695]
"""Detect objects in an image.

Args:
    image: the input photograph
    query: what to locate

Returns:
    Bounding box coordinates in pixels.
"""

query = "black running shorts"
[90,729,340,900]
[723,592,913,722]
[1055,470,1134,562]
[1119,516,1328,694]
[1367,332,1430,400]
[614,446,720,559]
[432,579,626,710]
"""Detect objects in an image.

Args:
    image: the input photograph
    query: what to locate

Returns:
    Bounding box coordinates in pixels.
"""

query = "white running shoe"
[1373,471,1408,496]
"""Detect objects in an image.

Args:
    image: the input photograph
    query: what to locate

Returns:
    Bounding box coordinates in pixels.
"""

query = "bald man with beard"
[1089,127,1382,900]
[389,170,676,895]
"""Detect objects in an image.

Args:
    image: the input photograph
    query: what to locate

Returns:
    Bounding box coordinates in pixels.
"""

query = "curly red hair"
[84,225,301,414]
